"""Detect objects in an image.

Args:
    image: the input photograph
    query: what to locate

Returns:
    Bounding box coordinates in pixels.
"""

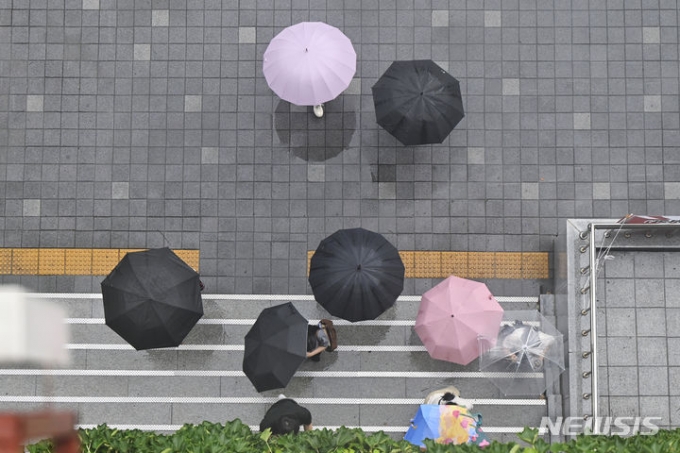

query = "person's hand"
[306,346,326,358]
[304,423,313,431]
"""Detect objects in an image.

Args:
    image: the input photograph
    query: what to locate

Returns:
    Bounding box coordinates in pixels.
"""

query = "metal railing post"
[588,223,599,432]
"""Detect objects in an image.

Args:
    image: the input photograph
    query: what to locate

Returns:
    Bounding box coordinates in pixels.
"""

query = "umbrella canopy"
[243,302,308,392]
[309,228,405,322]
[372,60,464,146]
[414,276,503,365]
[479,310,565,396]
[263,21,356,106]
[404,405,489,448]
[101,248,203,350]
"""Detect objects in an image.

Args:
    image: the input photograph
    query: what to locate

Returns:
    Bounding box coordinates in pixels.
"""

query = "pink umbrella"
[415,276,504,365]
[263,22,356,106]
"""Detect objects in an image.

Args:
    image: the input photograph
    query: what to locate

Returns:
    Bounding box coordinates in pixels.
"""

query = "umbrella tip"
[357,264,362,271]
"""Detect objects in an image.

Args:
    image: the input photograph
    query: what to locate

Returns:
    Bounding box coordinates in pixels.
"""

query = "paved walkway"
[7,0,674,296]
[1,0,680,440]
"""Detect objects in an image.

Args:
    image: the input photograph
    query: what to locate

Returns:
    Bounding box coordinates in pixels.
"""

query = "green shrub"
[25,421,680,453]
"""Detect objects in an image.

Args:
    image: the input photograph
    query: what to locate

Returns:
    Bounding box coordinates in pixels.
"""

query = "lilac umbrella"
[263,22,356,106]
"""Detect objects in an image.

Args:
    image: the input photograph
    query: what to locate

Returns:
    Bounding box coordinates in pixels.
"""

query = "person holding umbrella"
[372,60,465,145]
[414,275,503,365]
[308,228,405,322]
[497,320,557,370]
[306,319,338,361]
[243,303,309,392]
[424,385,473,410]
[262,22,356,119]
[260,397,313,435]
[101,247,204,350]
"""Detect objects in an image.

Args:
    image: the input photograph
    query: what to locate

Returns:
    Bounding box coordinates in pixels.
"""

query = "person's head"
[440,392,474,410]
[440,392,456,404]
[273,416,300,435]
[320,319,338,352]
[531,356,544,370]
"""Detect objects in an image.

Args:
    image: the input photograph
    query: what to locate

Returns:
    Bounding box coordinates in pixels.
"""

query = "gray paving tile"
[607,336,638,367]
[22,198,41,216]
[606,366,640,397]
[639,367,669,396]
[3,0,680,435]
[607,396,640,418]
[605,308,637,337]
[640,396,670,426]
[636,308,667,337]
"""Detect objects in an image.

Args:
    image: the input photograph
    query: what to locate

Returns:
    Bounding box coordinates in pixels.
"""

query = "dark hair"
[273,416,300,435]
[320,319,338,352]
[440,392,456,405]
[442,392,455,401]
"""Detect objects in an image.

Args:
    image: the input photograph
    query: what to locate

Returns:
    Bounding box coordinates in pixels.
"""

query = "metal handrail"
[584,221,680,432]
[588,222,599,432]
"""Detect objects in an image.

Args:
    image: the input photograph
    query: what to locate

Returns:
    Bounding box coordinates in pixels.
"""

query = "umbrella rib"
[401,67,461,141]
[422,97,459,140]
[309,62,353,102]
[374,74,422,119]
[102,285,150,309]
[380,66,429,114]
[121,253,198,304]
[122,262,155,301]
[376,90,419,117]
[156,279,201,310]
[146,300,179,344]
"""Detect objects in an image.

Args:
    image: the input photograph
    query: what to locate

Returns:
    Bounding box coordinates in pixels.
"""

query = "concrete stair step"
[42,294,539,320]
[0,293,549,443]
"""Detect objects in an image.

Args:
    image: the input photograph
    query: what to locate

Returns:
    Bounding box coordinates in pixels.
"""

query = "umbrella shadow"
[274,99,357,162]
[358,304,397,345]
[142,348,186,368]
[338,323,391,349]
[297,352,339,371]
[182,324,226,345]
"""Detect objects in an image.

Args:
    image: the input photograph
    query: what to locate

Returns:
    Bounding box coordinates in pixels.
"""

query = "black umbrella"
[309,228,405,322]
[101,247,203,350]
[243,302,308,392]
[371,60,465,146]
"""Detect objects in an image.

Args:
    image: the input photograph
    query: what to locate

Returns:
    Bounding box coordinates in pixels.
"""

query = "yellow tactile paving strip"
[0,249,199,275]
[0,248,546,279]
[307,251,549,279]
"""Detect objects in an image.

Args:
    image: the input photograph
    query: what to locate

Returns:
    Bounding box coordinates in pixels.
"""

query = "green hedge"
[26,420,680,453]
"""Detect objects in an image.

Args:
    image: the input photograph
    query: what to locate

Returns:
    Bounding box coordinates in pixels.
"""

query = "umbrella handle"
[474,413,483,426]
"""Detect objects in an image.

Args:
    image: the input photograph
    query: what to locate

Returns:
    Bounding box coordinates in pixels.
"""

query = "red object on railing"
[0,411,80,453]
[618,214,680,224]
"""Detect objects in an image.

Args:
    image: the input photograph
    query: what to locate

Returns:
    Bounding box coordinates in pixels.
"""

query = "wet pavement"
[1,0,680,441]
